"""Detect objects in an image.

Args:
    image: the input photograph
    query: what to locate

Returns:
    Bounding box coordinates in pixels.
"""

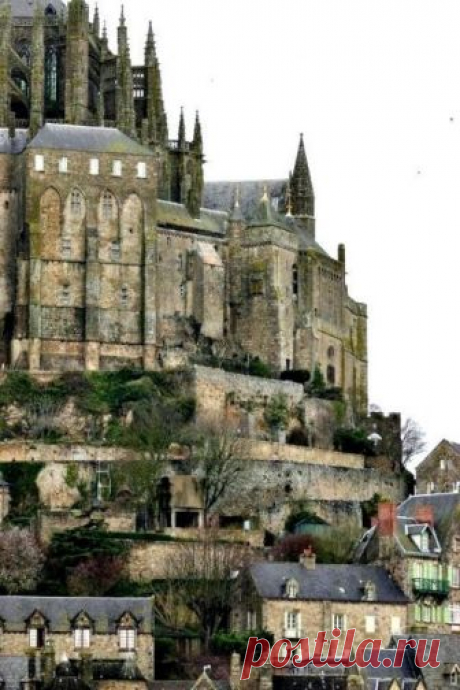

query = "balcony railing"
[412,578,450,596]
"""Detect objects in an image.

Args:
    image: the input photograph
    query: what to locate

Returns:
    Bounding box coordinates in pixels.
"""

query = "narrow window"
[327,365,336,385]
[70,190,82,216]
[180,284,186,298]
[34,155,45,172]
[90,158,100,176]
[59,157,68,174]
[112,160,122,177]
[137,162,147,179]
[61,284,71,306]
[365,615,376,633]
[292,264,298,296]
[102,192,113,220]
[61,237,71,258]
[120,286,128,308]
[332,614,345,630]
[111,241,120,262]
[29,627,45,649]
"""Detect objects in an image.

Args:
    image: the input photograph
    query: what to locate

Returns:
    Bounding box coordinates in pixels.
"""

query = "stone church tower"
[0,0,368,414]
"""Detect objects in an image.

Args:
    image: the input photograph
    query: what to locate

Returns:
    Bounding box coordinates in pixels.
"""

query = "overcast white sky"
[94,0,460,462]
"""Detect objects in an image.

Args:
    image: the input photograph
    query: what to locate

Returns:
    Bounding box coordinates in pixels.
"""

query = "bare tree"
[189,425,248,522]
[162,529,252,650]
[402,418,426,467]
[0,528,45,594]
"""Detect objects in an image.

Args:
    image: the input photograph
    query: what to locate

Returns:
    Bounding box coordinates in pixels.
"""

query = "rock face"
[36,463,85,510]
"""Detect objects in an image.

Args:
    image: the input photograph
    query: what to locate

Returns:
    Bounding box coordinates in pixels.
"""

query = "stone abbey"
[0,0,368,412]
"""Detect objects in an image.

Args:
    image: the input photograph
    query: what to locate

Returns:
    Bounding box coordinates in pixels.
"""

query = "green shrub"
[334,427,375,455]
[211,631,274,656]
[264,393,289,430]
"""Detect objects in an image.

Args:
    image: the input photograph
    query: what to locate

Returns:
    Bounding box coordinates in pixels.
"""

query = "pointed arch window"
[45,47,58,104]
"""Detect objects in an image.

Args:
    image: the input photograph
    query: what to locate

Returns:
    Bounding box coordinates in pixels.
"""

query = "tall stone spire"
[192,111,203,155]
[178,107,186,150]
[116,6,136,138]
[291,134,314,217]
[144,21,157,143]
[65,0,89,124]
[30,1,45,135]
[0,2,12,127]
[93,4,100,38]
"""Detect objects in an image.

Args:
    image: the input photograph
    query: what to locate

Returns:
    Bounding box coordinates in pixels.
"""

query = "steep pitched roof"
[0,129,28,154]
[157,200,227,236]
[28,124,154,156]
[0,597,153,633]
[9,0,66,18]
[249,563,408,603]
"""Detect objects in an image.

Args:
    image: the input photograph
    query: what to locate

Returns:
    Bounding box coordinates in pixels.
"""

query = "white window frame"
[391,616,401,635]
[137,161,147,179]
[332,613,345,631]
[29,627,45,648]
[58,157,68,174]
[34,155,45,172]
[90,158,100,176]
[74,628,91,649]
[284,611,300,638]
[118,628,136,651]
[112,160,122,177]
[365,615,376,633]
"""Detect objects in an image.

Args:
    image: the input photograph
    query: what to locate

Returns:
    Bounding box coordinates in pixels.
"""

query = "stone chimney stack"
[300,546,316,570]
[230,652,241,690]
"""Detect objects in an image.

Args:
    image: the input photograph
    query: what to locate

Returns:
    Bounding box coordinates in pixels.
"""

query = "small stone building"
[0,597,154,681]
[416,441,460,495]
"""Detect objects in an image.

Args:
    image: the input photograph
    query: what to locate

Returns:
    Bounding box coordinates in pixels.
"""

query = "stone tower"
[65,0,89,124]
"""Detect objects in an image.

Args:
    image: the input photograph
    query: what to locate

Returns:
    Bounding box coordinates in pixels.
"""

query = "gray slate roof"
[29,124,153,156]
[0,129,28,154]
[249,563,408,603]
[0,656,28,690]
[398,493,460,545]
[392,634,460,665]
[9,0,65,18]
[0,597,152,633]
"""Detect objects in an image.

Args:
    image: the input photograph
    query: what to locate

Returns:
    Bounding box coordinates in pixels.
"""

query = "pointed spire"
[145,21,156,65]
[102,20,108,40]
[116,7,136,138]
[230,185,244,222]
[192,110,203,155]
[255,184,274,224]
[178,107,186,149]
[120,5,125,27]
[291,133,315,217]
[93,4,100,37]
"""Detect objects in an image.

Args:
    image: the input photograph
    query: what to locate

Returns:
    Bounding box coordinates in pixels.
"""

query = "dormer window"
[286,578,299,599]
[118,613,137,651]
[74,612,92,649]
[112,160,122,177]
[28,612,46,649]
[363,580,376,601]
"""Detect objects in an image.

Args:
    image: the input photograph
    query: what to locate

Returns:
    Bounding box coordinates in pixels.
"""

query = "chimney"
[230,653,241,690]
[377,502,397,537]
[300,546,316,570]
[415,505,434,527]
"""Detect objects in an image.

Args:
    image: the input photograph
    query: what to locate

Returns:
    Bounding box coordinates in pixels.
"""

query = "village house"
[355,496,460,634]
[231,549,408,646]
[416,441,460,495]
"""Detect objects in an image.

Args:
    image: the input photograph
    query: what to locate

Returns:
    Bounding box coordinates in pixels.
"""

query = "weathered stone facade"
[0,0,368,414]
[416,440,460,495]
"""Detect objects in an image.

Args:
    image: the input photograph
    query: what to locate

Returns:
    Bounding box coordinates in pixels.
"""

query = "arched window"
[45,47,58,103]
[327,346,335,359]
[45,3,57,15]
[70,190,83,217]
[16,44,30,67]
